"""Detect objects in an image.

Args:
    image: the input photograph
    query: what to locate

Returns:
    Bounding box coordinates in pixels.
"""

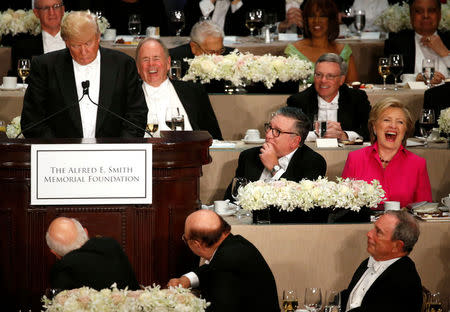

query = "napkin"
[223,36,238,44]
[278,33,299,41]
[407,81,427,89]
[360,32,380,40]
[211,140,236,149]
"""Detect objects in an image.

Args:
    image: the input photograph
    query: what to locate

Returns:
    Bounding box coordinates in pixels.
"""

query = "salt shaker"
[265,27,271,43]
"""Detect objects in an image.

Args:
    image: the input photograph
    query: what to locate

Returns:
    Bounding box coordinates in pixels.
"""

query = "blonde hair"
[61,11,99,41]
[368,97,413,146]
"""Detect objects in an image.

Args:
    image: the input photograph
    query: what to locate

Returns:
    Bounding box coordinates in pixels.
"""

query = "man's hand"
[279,8,303,32]
[416,71,446,85]
[259,142,278,172]
[167,276,191,288]
[420,34,449,57]
[323,121,348,141]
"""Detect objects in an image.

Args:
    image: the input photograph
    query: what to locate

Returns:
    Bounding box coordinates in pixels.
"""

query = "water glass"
[314,114,327,138]
[165,107,184,131]
[354,10,365,36]
[324,290,341,312]
[422,58,435,88]
[231,177,249,203]
[419,108,435,145]
[170,60,182,80]
[128,14,141,37]
[304,287,322,312]
[341,7,355,37]
[170,10,185,36]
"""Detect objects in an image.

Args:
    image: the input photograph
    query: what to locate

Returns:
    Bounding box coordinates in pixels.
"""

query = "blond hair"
[61,11,99,41]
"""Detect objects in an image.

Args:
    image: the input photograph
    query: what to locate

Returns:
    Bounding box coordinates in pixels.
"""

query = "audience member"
[342,97,432,208]
[278,1,303,33]
[384,0,450,84]
[224,106,326,200]
[167,210,279,312]
[136,38,223,139]
[46,217,139,290]
[9,0,65,77]
[341,211,423,312]
[284,0,358,83]
[21,11,147,138]
[287,53,371,141]
[415,83,450,135]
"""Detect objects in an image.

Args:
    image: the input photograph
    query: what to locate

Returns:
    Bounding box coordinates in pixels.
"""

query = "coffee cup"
[244,129,260,141]
[401,73,416,83]
[146,26,160,38]
[214,200,229,214]
[441,195,450,208]
[2,76,17,89]
[384,201,400,211]
[103,28,116,41]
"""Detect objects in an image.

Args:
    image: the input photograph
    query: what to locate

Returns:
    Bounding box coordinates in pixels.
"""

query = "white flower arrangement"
[6,116,23,138]
[438,107,450,134]
[182,50,313,89]
[42,284,209,312]
[237,177,385,212]
[376,3,450,32]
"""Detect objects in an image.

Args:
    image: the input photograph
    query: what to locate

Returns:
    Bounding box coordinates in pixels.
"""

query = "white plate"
[216,210,236,217]
[0,83,27,91]
[242,138,265,144]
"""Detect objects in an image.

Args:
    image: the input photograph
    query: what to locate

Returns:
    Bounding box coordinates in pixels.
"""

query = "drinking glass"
[264,12,278,37]
[246,10,261,36]
[170,10,185,36]
[18,59,30,91]
[0,120,6,135]
[419,109,435,145]
[378,57,391,90]
[389,54,403,91]
[304,287,322,312]
[255,9,264,35]
[231,177,249,203]
[282,289,299,312]
[128,14,141,37]
[422,58,435,88]
[314,114,327,138]
[324,290,341,312]
[170,59,182,80]
[165,107,184,131]
[341,8,355,37]
[354,10,365,36]
[146,114,159,137]
[427,292,443,312]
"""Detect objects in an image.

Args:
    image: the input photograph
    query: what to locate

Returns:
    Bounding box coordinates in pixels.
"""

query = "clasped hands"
[167,276,191,288]
[318,121,348,141]
[279,8,303,32]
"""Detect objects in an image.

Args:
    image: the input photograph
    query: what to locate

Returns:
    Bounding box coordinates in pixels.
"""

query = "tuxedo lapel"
[171,80,199,130]
[337,85,349,123]
[96,47,116,135]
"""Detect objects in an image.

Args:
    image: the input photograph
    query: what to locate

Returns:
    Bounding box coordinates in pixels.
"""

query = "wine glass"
[427,292,443,312]
[389,54,403,91]
[165,107,184,131]
[378,57,391,90]
[145,114,159,138]
[354,10,365,36]
[282,289,299,312]
[18,59,31,91]
[419,109,435,145]
[246,10,260,37]
[231,177,249,203]
[170,59,182,80]
[324,290,341,312]
[128,14,141,38]
[341,7,355,37]
[255,9,264,35]
[170,10,185,37]
[422,58,435,89]
[304,287,322,312]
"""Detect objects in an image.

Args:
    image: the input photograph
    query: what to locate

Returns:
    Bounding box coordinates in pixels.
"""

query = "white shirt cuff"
[231,0,243,13]
[199,0,215,16]
[443,55,450,74]
[183,271,200,288]
[306,131,317,142]
[271,168,286,181]
[345,131,361,141]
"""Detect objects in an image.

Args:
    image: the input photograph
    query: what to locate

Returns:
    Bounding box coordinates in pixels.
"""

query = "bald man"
[168,210,279,312]
[46,217,139,290]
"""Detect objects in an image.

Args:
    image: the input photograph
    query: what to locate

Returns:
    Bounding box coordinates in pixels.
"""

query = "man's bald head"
[185,210,230,247]
[46,217,88,258]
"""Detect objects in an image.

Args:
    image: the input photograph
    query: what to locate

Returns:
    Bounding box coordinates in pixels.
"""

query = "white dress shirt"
[73,51,101,138]
[414,32,450,78]
[346,256,401,311]
[42,30,66,54]
[183,246,219,288]
[259,147,298,181]
[142,79,193,137]
[282,1,301,34]
[199,0,243,31]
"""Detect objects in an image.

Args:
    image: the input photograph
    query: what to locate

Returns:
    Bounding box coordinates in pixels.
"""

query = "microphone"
[81,80,152,137]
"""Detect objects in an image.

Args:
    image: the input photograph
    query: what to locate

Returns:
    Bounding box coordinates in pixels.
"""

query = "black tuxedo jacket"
[341,256,422,312]
[9,33,44,77]
[21,47,147,138]
[194,234,279,312]
[170,80,223,140]
[286,84,371,141]
[224,144,327,199]
[50,237,139,291]
[384,29,450,74]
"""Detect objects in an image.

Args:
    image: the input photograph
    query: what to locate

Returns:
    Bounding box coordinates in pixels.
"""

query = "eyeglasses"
[182,234,190,244]
[193,42,225,55]
[264,123,298,138]
[36,3,64,11]
[314,72,341,80]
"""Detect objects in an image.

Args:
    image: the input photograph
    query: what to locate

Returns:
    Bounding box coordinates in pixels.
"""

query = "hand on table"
[416,71,446,85]
[167,276,191,288]
[259,142,278,172]
[323,121,348,141]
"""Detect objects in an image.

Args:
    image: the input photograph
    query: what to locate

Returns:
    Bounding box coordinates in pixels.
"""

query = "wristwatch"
[271,164,281,175]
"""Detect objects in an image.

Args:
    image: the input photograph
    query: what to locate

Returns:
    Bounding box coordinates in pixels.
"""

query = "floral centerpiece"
[6,116,22,138]
[438,107,450,145]
[182,50,313,89]
[375,3,450,33]
[42,284,209,312]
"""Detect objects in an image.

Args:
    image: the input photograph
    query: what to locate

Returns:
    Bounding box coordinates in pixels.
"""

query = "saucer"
[0,83,27,91]
[243,138,265,144]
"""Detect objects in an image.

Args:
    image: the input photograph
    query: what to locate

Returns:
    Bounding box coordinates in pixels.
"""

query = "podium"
[0,131,212,311]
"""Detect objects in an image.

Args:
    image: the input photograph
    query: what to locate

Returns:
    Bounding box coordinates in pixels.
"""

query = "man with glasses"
[10,0,66,77]
[287,53,371,142]
[224,106,326,200]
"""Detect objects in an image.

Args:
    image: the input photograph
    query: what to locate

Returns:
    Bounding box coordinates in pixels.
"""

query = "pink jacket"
[342,142,432,208]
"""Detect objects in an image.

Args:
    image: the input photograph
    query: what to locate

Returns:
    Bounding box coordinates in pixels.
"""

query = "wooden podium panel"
[0,132,212,311]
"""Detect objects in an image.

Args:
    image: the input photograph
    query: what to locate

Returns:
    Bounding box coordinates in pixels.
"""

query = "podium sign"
[30,144,152,205]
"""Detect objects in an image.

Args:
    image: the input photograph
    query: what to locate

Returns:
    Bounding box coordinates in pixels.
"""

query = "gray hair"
[46,218,89,257]
[274,106,311,147]
[386,211,420,253]
[136,37,169,62]
[316,53,348,76]
[190,20,224,45]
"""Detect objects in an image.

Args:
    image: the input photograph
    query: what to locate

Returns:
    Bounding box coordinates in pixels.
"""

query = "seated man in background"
[224,106,326,200]
[415,83,450,135]
[46,217,139,290]
[287,53,371,142]
[384,0,450,84]
[21,11,147,138]
[136,37,223,139]
[168,210,280,312]
[341,211,423,312]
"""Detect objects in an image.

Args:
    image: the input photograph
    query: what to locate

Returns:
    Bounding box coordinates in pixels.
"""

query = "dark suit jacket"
[341,256,423,312]
[194,234,279,312]
[21,47,147,138]
[9,33,44,77]
[286,84,371,141]
[50,237,139,291]
[170,80,223,140]
[384,29,450,75]
[224,144,327,199]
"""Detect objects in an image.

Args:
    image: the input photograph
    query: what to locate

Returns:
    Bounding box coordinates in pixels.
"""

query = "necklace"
[379,154,390,164]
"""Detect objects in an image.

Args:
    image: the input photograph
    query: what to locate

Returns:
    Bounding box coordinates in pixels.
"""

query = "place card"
[278,33,299,41]
[407,81,427,89]
[361,32,380,40]
[316,138,338,148]
[224,36,238,43]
